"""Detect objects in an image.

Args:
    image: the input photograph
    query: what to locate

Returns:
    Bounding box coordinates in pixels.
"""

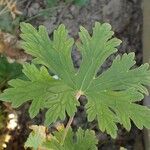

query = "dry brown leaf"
[0,0,22,19]
[0,31,17,54]
[29,125,47,140]
[55,122,64,131]
[7,0,22,19]
[0,31,31,62]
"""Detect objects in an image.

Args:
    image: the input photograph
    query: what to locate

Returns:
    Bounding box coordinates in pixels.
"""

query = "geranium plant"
[0,22,150,149]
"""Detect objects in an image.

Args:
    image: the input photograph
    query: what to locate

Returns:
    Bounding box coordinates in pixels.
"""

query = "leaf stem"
[61,116,74,145]
[61,92,81,145]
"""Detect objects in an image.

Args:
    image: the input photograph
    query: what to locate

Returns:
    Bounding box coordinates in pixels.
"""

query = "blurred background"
[0,0,149,149]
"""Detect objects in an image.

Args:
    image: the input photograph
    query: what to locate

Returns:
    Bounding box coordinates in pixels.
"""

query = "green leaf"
[88,53,150,95]
[75,22,122,91]
[25,131,43,150]
[0,63,79,122]
[43,128,98,150]
[86,89,145,138]
[85,53,150,137]
[74,128,98,150]
[20,23,76,88]
[1,22,150,139]
[25,127,97,150]
[24,125,46,150]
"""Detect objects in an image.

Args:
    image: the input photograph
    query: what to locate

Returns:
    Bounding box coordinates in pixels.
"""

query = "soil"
[4,0,144,149]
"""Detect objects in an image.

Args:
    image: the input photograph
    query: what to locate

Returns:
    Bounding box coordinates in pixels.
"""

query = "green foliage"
[25,132,44,150]
[0,22,150,143]
[0,15,20,33]
[25,125,46,150]
[25,126,97,150]
[85,53,150,137]
[0,63,79,124]
[44,128,97,150]
[0,56,22,87]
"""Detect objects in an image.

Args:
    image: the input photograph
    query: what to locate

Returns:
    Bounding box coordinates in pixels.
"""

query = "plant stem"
[61,92,81,145]
[61,116,74,144]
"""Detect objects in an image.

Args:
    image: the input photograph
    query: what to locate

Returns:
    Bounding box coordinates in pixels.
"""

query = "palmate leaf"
[25,126,97,150]
[43,128,98,150]
[0,22,150,139]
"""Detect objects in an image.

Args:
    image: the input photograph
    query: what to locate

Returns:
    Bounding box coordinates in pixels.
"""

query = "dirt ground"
[3,0,144,149]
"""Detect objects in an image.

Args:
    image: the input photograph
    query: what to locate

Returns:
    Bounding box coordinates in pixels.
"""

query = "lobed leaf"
[0,63,79,122]
[0,22,150,139]
[24,125,46,149]
[84,53,150,137]
[43,128,98,150]
[88,53,150,94]
[75,22,122,91]
[20,23,76,88]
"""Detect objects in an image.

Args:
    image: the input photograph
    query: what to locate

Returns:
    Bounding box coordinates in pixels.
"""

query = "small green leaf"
[25,125,46,150]
[43,128,98,150]
[74,128,98,150]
